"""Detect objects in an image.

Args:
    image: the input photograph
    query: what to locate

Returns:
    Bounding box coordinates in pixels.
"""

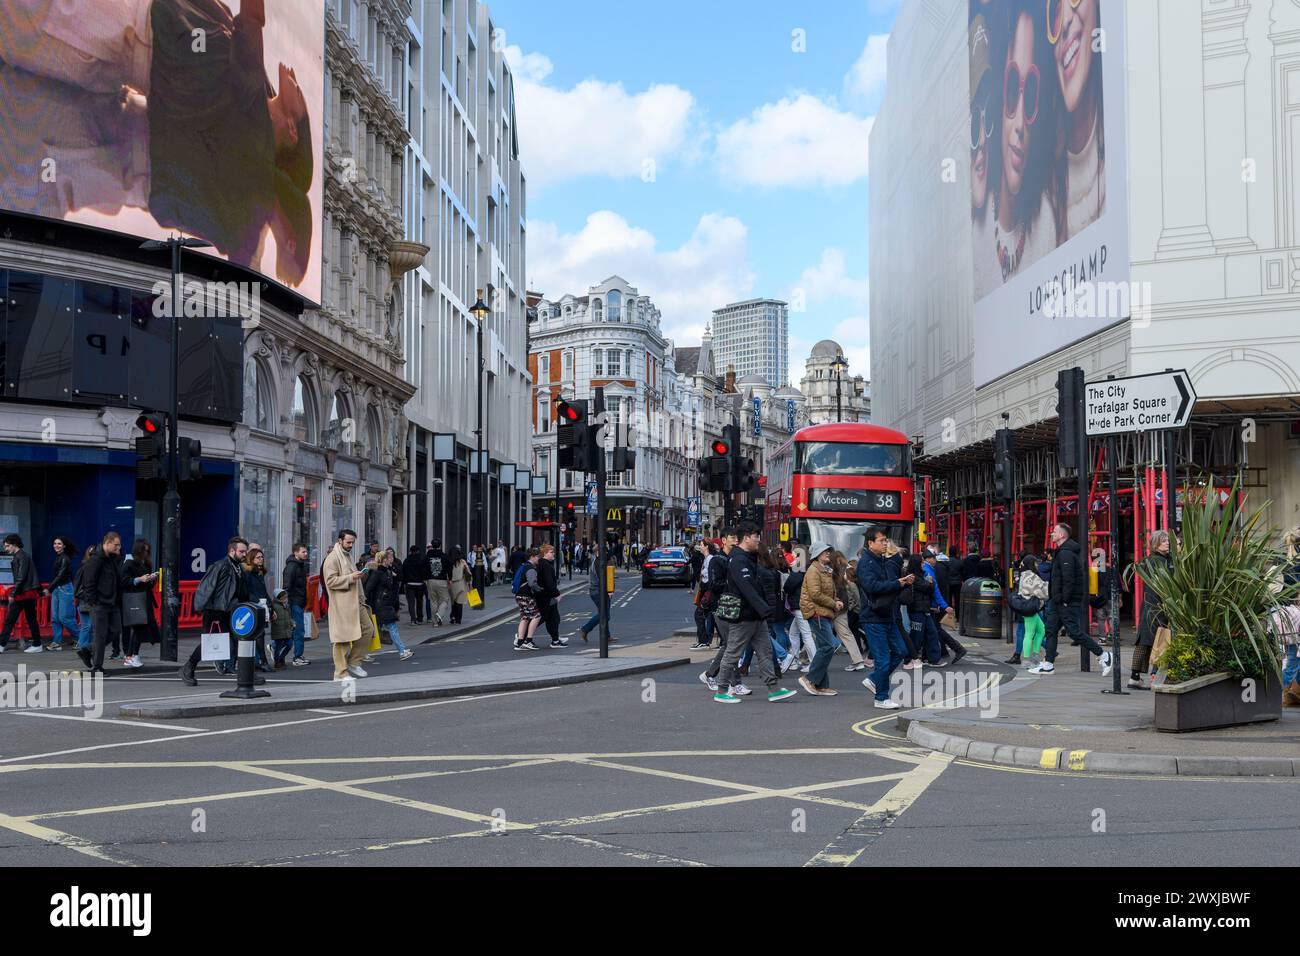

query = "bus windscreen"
[796,442,907,477]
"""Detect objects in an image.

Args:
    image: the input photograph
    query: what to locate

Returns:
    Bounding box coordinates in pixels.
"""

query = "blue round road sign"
[231,604,258,637]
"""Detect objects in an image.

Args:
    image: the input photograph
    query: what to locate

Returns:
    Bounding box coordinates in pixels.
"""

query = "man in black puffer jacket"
[1032,524,1110,675]
[710,523,797,704]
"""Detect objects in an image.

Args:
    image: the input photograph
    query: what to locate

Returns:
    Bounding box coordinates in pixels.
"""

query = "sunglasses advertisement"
[968,0,1128,387]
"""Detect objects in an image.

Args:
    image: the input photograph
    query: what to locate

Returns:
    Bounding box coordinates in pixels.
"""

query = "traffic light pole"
[594,387,610,659]
[1076,376,1091,673]
[161,238,182,663]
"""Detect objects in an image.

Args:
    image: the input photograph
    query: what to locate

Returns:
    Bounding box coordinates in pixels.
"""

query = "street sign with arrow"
[1084,370,1196,437]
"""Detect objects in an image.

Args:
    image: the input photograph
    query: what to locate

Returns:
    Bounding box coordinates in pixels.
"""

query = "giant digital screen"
[0,0,325,304]
[968,0,1129,386]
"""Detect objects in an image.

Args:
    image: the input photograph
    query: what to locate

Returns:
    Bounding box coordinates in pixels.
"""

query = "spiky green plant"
[1131,479,1294,683]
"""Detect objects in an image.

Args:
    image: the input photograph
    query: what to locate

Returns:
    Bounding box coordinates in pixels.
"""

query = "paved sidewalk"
[900,633,1300,775]
[0,578,588,677]
[118,654,690,719]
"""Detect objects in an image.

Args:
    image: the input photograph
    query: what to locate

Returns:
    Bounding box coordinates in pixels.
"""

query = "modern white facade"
[710,299,790,388]
[400,0,532,551]
[799,339,870,424]
[869,0,1300,530]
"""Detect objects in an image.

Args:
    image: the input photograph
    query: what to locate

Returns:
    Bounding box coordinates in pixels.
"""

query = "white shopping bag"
[200,628,230,662]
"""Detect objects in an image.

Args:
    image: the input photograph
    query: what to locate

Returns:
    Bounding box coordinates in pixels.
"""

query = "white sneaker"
[292,657,310,666]
[347,665,368,678]
[732,682,753,697]
[873,699,901,710]
[362,655,375,663]
[334,675,356,683]
[862,676,876,693]
[23,644,43,654]
[698,671,718,692]
[399,649,414,661]
[127,656,144,669]
[1100,651,1113,676]
[1028,661,1055,674]
[780,654,797,672]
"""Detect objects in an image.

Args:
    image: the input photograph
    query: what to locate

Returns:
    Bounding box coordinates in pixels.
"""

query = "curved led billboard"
[0,0,324,304]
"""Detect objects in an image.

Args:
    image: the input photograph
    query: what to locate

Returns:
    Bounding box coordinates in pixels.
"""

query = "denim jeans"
[50,583,79,642]
[769,620,792,657]
[1284,645,1300,689]
[76,604,93,650]
[290,603,306,658]
[864,619,907,701]
[1015,618,1025,653]
[582,593,606,635]
[805,616,837,689]
[382,622,409,654]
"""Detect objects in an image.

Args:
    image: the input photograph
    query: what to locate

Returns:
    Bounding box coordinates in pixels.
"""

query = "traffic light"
[1056,367,1084,469]
[993,427,1015,502]
[736,457,757,494]
[134,413,167,479]
[702,433,732,492]
[556,398,593,471]
[696,456,712,490]
[178,436,202,481]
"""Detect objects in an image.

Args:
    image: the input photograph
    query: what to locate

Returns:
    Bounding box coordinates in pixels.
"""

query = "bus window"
[796,442,907,477]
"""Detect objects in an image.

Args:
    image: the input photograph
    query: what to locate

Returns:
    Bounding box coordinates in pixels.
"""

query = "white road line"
[306,708,347,715]
[0,686,560,765]
[0,811,138,866]
[7,712,209,733]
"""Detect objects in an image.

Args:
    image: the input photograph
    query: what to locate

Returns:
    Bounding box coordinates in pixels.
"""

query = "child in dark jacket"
[270,588,295,670]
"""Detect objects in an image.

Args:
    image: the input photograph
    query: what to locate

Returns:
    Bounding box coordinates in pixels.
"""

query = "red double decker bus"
[764,422,915,556]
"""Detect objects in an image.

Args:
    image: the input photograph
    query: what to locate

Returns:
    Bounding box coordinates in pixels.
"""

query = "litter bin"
[958,577,1003,638]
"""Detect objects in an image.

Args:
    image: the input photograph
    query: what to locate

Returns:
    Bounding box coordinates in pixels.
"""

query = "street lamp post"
[470,289,491,554]
[831,353,847,423]
[140,235,212,662]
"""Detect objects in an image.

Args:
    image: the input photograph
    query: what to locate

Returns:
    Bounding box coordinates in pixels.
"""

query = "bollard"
[221,602,271,700]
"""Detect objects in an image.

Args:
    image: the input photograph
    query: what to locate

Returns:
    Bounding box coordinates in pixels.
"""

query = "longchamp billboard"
[0,0,325,304]
[968,0,1129,386]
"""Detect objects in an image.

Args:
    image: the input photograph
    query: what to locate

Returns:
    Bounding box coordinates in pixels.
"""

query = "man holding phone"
[856,526,914,709]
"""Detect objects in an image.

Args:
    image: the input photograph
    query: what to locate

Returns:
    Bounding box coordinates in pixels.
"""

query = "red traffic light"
[136,413,162,434]
[556,399,581,422]
[566,502,575,510]
[711,440,729,456]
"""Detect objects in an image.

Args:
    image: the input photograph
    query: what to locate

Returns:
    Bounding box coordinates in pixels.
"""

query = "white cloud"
[502,44,554,84]
[528,211,756,343]
[503,46,698,188]
[791,248,870,310]
[715,94,874,189]
[844,34,889,103]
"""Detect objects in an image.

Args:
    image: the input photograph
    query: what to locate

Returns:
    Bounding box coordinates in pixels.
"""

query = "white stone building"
[799,339,870,424]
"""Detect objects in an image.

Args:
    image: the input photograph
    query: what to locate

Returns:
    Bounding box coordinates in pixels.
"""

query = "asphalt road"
[2,580,1298,868]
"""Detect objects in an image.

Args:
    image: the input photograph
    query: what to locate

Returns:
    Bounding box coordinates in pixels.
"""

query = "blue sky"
[489,0,902,385]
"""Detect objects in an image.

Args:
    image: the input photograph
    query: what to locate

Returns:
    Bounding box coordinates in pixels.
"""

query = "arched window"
[606,289,621,322]
[593,298,603,322]
[243,356,274,432]
[323,394,350,451]
[291,376,317,445]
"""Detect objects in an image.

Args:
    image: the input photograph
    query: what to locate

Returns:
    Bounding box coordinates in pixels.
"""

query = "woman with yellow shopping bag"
[363,549,415,661]
[448,546,471,624]
[322,530,370,681]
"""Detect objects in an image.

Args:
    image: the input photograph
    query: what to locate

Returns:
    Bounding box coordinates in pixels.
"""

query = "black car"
[641,547,692,588]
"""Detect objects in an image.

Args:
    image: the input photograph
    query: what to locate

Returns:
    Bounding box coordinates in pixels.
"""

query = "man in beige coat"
[323,529,371,681]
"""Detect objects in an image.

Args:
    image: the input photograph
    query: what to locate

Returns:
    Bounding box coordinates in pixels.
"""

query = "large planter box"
[1153,671,1282,733]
